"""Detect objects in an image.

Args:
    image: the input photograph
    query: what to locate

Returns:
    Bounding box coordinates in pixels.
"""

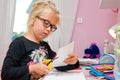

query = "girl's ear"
[29,16,36,26]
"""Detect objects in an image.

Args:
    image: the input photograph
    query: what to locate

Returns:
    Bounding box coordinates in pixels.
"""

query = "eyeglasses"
[36,16,57,32]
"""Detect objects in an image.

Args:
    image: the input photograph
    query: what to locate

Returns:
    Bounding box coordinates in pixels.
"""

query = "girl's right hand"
[29,62,50,75]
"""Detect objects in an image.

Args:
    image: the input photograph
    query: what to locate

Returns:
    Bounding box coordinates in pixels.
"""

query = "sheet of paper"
[52,41,74,67]
[44,71,86,80]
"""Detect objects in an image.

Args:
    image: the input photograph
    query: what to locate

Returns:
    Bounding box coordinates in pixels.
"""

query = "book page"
[52,41,74,67]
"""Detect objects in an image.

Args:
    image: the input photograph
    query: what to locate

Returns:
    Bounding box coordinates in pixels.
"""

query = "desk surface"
[39,68,107,80]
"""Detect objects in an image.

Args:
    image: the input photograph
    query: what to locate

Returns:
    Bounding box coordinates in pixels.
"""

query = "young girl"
[1,0,79,80]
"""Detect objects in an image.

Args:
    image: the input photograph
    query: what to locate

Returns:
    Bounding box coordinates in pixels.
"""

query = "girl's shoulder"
[9,36,25,48]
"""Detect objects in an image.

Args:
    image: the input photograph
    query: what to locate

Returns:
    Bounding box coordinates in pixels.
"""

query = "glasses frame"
[36,16,57,32]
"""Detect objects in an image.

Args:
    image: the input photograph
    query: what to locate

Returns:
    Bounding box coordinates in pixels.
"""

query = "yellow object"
[103,64,113,70]
[43,59,53,70]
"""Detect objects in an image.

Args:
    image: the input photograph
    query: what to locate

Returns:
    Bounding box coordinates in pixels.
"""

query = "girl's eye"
[44,20,50,27]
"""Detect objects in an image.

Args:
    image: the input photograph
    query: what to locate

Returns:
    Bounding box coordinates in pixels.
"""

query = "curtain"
[0,0,16,67]
[49,0,79,52]
[117,11,120,23]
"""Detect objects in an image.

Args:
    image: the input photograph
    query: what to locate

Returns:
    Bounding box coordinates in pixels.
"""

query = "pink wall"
[117,11,120,23]
[72,0,118,57]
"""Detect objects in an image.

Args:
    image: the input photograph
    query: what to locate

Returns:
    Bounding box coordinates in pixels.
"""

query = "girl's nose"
[46,26,51,32]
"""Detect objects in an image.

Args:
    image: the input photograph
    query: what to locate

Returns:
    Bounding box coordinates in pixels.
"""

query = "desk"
[39,68,107,80]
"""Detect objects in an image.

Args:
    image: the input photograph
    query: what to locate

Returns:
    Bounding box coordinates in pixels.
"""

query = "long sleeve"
[1,38,30,80]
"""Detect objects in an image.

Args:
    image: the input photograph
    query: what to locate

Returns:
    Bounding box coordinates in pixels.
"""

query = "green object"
[115,26,120,32]
[115,49,120,54]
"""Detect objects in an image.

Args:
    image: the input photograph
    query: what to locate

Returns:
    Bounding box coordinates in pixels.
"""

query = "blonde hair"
[27,0,60,28]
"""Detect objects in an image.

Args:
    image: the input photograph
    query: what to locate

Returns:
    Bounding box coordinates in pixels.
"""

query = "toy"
[83,43,100,59]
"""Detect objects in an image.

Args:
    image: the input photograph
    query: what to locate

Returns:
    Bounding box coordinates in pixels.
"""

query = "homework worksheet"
[52,41,74,67]
[44,71,86,80]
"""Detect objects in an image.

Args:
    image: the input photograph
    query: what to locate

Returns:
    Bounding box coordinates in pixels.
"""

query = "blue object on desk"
[89,66,115,80]
[89,66,104,76]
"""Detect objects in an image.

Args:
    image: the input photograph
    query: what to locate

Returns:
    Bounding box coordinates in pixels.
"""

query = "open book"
[52,41,74,67]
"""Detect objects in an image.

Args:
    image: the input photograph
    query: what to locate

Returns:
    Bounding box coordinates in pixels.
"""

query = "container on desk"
[114,68,120,80]
[114,71,120,80]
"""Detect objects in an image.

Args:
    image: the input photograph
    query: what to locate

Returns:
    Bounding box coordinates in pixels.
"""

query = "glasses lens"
[51,26,57,32]
[43,20,57,32]
[43,20,50,28]
[37,16,57,32]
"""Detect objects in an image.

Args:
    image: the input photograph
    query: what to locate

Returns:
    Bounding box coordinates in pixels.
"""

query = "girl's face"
[31,9,59,42]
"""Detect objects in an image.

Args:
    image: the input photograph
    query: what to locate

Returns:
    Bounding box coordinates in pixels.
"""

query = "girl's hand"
[29,62,50,75]
[64,53,78,65]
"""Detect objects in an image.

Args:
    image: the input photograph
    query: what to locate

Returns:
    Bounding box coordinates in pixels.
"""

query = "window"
[13,0,32,40]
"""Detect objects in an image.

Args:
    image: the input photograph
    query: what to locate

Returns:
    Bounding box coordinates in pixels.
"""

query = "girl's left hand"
[64,53,78,65]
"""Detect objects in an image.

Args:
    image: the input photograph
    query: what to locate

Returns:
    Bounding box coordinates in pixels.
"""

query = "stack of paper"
[79,58,99,65]
[44,71,86,80]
